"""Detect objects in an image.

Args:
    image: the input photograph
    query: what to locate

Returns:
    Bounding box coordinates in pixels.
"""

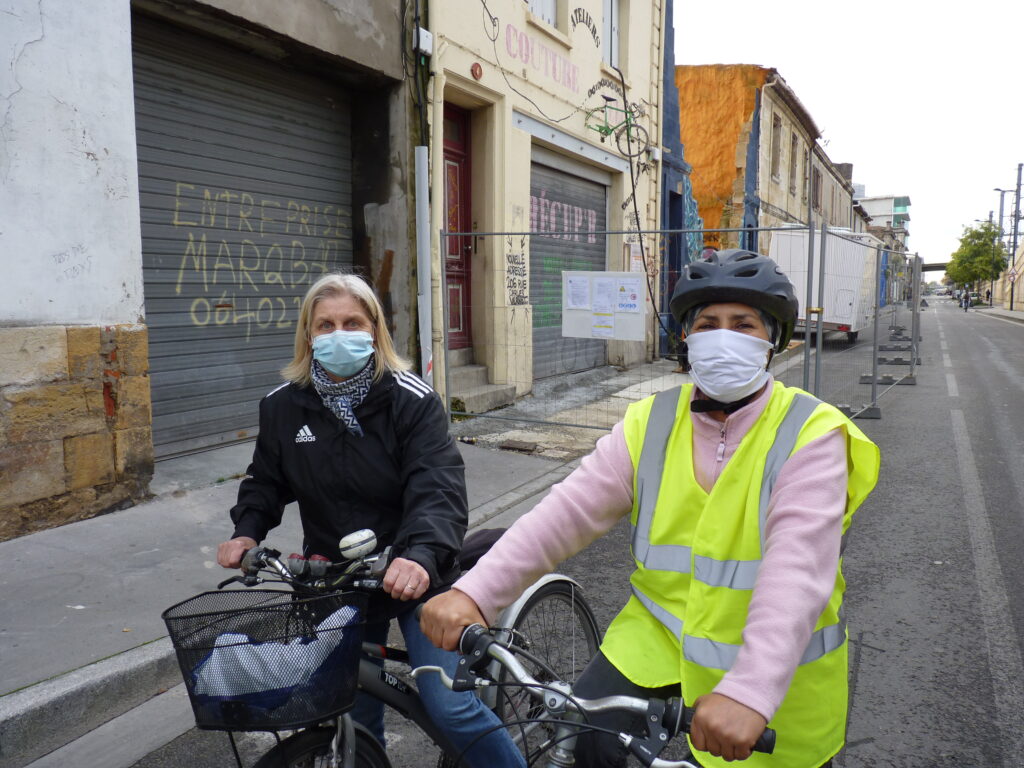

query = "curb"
[977,308,1024,325]
[0,639,180,768]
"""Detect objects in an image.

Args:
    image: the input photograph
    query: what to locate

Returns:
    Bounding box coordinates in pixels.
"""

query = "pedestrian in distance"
[216,272,525,768]
[986,288,992,305]
[961,292,970,312]
[422,250,880,768]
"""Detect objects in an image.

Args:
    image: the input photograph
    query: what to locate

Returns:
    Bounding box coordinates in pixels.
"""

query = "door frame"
[443,103,472,350]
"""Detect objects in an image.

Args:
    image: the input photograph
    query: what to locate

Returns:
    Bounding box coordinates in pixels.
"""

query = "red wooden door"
[443,105,472,350]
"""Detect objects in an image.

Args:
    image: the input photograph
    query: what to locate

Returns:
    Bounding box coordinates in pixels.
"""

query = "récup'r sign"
[530,189,599,243]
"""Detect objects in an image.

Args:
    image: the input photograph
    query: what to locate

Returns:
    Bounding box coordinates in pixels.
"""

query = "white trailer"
[768,226,880,342]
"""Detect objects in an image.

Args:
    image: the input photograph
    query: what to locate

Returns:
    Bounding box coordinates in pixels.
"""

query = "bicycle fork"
[326,714,356,768]
[545,711,585,767]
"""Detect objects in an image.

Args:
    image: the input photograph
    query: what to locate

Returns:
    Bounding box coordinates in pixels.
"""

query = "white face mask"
[684,329,773,403]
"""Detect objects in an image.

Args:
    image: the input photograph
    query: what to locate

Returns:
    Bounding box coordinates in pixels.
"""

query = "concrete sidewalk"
[0,440,578,768]
[975,305,1024,324]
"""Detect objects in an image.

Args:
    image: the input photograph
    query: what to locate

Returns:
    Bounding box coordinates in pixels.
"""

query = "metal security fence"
[439,225,922,438]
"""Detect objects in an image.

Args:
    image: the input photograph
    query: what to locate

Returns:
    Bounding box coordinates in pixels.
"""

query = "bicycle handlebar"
[218,544,389,592]
[440,623,775,764]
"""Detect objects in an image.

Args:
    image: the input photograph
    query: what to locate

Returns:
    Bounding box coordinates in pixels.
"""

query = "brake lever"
[369,546,392,578]
[619,698,670,766]
[411,665,467,691]
[422,656,493,693]
[216,573,262,589]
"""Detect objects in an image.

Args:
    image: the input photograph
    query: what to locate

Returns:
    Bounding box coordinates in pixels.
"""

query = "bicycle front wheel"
[495,580,601,759]
[252,725,391,768]
[615,123,650,157]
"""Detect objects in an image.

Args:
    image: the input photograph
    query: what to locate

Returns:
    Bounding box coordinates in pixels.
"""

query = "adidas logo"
[295,425,316,443]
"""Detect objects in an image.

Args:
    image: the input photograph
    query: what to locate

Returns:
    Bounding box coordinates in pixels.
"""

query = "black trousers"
[571,650,681,768]
[569,651,832,768]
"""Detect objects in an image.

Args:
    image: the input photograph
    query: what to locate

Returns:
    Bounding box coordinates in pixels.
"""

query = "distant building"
[855,191,913,303]
[674,64,855,254]
[858,194,912,248]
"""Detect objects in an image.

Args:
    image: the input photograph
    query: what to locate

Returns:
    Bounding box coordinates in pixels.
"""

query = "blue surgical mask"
[311,330,374,378]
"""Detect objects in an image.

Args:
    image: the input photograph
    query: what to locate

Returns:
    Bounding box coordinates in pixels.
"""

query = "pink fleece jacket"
[455,378,848,721]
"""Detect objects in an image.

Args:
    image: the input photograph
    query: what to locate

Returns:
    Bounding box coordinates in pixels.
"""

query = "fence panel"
[440,227,919,446]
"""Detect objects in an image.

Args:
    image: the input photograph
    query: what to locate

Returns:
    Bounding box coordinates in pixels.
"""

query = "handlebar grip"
[240,546,264,575]
[287,554,309,577]
[670,699,775,755]
[752,729,775,755]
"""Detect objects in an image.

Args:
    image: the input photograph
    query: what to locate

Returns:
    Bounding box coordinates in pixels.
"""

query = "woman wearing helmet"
[421,250,880,768]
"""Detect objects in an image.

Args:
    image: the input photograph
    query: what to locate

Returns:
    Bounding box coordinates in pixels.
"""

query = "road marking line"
[946,373,958,397]
[943,354,952,368]
[950,409,1024,766]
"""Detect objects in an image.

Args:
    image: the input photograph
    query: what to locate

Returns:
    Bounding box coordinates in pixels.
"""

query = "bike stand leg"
[227,732,244,768]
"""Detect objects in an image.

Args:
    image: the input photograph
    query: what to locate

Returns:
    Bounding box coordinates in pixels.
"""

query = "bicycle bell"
[339,529,377,560]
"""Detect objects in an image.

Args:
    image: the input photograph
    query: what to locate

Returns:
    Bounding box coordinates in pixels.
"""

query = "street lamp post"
[1012,164,1022,312]
[995,186,1013,306]
[976,213,996,305]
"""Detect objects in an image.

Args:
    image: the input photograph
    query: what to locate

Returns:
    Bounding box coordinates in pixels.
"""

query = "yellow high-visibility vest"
[601,381,879,768]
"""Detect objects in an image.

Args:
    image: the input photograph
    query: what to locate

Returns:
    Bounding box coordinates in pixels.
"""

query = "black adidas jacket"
[229,369,467,620]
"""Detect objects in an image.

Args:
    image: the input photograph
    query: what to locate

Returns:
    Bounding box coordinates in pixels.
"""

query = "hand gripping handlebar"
[451,623,776,761]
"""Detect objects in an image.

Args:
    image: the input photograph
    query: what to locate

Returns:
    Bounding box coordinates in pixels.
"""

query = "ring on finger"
[404,582,417,590]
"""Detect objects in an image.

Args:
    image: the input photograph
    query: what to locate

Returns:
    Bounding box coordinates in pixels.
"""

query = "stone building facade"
[1,0,417,538]
[426,0,668,409]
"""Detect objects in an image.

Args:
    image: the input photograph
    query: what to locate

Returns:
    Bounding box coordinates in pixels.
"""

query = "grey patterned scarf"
[310,356,375,437]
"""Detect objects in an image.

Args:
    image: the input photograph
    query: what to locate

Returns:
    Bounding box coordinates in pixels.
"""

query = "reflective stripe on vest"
[630,388,821,586]
[632,386,685,570]
[631,583,847,671]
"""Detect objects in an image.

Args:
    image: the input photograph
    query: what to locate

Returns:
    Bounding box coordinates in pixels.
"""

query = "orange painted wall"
[675,65,770,245]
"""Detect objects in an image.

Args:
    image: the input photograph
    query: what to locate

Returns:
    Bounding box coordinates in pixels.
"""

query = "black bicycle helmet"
[669,248,799,353]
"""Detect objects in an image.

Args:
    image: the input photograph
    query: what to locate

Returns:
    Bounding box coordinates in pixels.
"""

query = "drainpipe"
[415,146,432,378]
[429,40,448,405]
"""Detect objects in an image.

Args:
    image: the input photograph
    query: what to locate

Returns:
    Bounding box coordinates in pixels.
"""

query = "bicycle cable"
[448,680,593,768]
[485,631,562,681]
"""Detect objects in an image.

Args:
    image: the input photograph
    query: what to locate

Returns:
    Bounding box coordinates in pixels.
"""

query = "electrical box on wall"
[415,28,433,56]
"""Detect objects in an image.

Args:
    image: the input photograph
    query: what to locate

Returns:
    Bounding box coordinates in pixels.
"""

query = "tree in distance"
[945,221,1007,290]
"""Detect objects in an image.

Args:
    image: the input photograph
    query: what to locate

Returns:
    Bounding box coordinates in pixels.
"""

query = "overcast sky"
[673,0,1024,265]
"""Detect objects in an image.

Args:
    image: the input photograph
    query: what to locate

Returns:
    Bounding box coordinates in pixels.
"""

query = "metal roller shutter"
[132,17,352,458]
[530,162,608,379]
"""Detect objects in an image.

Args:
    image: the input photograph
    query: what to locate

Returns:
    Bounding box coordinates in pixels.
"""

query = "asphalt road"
[125,297,1024,767]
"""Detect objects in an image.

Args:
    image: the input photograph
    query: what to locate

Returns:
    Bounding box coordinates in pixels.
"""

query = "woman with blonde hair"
[218,272,524,767]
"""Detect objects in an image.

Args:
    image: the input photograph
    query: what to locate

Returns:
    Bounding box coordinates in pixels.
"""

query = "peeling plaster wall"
[1,0,144,326]
[196,0,402,80]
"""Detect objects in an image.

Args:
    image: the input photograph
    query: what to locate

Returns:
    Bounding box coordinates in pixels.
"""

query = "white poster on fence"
[561,271,647,342]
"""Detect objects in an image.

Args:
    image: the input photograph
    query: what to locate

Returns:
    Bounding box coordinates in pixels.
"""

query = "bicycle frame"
[356,650,464,759]
[587,102,633,137]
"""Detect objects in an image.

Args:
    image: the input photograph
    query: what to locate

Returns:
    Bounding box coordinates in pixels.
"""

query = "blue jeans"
[351,607,525,768]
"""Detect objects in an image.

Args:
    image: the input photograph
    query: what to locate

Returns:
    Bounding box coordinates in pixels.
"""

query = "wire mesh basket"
[163,589,367,731]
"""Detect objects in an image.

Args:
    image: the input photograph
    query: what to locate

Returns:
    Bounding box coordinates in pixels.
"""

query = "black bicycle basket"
[162,589,367,731]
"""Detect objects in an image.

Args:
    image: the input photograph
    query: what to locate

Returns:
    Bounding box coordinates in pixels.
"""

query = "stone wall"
[0,325,153,541]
